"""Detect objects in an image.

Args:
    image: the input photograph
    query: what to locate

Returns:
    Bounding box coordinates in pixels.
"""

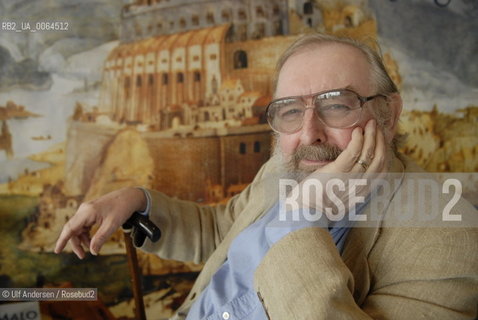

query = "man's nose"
[299,108,327,145]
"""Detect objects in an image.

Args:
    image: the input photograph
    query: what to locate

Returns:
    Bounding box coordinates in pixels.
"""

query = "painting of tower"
[1,0,476,318]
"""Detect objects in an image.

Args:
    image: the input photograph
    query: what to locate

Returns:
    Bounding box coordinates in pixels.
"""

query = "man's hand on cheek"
[292,119,387,217]
[318,118,386,175]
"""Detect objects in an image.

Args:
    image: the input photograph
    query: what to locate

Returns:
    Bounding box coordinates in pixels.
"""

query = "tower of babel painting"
[98,0,378,130]
[68,0,383,202]
[100,0,294,129]
[27,0,419,262]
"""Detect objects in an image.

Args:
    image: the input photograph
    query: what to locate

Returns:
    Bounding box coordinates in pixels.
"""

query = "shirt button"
[222,311,230,319]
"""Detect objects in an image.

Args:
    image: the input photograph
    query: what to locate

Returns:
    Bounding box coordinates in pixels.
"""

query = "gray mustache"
[292,144,342,164]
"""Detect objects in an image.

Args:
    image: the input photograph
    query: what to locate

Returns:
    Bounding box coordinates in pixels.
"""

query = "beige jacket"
[141,155,478,319]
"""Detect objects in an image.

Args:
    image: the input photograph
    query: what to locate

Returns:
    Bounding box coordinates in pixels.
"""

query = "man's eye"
[322,104,352,112]
[279,108,303,118]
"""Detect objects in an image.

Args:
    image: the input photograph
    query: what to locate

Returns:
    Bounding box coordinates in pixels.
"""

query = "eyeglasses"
[266,88,386,134]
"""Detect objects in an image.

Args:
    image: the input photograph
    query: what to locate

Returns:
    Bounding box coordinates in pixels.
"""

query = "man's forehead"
[275,43,373,98]
[281,42,368,69]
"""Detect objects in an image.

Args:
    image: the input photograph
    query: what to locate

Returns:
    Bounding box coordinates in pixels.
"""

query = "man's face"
[275,43,380,175]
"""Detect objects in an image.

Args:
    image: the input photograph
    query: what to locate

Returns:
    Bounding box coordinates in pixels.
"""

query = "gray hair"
[272,33,398,97]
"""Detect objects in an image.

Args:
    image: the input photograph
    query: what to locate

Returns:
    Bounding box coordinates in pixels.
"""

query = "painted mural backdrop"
[0,0,477,318]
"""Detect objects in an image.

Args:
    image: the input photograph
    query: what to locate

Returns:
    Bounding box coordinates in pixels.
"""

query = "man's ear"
[385,93,403,142]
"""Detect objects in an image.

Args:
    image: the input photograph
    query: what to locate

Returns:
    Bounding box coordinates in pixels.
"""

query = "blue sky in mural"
[0,0,123,178]
[0,0,476,179]
[369,0,478,111]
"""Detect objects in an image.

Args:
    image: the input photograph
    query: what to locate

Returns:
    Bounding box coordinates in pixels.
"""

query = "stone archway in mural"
[171,116,181,129]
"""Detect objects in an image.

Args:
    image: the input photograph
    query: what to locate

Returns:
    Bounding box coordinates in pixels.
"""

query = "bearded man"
[55,33,478,319]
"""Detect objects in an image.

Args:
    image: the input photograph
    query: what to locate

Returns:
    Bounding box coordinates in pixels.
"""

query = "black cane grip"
[131,227,147,247]
[136,216,161,242]
[123,212,161,245]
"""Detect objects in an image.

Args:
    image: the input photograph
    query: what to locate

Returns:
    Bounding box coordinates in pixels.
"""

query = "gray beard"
[272,136,395,182]
[273,138,343,182]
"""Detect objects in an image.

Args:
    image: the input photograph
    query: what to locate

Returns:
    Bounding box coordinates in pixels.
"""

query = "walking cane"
[123,212,161,320]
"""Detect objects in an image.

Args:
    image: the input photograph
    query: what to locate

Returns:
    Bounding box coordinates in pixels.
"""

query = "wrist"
[133,186,151,215]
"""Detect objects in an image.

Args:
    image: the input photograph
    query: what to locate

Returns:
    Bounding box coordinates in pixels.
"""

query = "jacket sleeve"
[361,227,478,319]
[138,157,278,264]
[253,226,478,319]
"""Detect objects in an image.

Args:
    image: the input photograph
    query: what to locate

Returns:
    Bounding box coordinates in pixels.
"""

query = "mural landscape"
[0,0,476,318]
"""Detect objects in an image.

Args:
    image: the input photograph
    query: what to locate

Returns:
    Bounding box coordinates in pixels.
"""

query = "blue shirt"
[186,203,354,320]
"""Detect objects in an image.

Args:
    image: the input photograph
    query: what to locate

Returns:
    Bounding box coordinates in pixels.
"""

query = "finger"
[70,235,86,259]
[90,219,117,256]
[79,233,91,250]
[351,119,376,173]
[349,122,380,195]
[55,203,96,254]
[366,128,386,173]
[359,119,377,164]
[332,126,364,172]
[55,221,78,254]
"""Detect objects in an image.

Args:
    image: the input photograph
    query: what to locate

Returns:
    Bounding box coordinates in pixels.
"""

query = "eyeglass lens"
[268,90,363,133]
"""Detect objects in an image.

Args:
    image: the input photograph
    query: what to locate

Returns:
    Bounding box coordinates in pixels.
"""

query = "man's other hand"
[54,187,147,259]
